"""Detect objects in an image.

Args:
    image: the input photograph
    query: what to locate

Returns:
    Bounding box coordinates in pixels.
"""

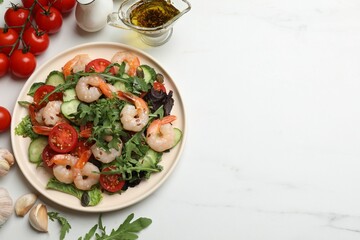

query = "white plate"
[10,42,186,212]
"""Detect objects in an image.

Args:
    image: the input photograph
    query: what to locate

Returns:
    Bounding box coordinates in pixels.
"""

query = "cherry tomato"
[48,123,78,153]
[22,28,50,55]
[0,106,11,133]
[85,58,116,74]
[9,49,36,78]
[153,81,166,92]
[22,0,49,15]
[35,6,63,34]
[0,28,19,55]
[99,166,126,193]
[0,54,10,77]
[33,84,63,107]
[41,144,57,168]
[49,0,76,13]
[4,5,31,33]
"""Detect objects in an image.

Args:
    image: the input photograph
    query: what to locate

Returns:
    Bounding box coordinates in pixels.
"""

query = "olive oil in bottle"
[129,0,180,28]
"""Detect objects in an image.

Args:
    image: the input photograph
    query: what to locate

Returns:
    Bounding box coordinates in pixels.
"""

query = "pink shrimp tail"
[98,81,113,98]
[147,115,176,135]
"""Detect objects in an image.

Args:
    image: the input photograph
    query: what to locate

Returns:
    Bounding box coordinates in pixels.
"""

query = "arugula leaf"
[79,224,98,240]
[76,97,125,151]
[15,115,39,140]
[78,213,152,240]
[48,212,71,240]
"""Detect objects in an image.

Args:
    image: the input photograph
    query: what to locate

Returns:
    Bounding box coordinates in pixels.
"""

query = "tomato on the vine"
[22,28,50,55]
[35,6,63,34]
[0,106,11,133]
[9,49,36,78]
[0,54,10,78]
[49,0,76,13]
[4,5,31,33]
[0,28,19,55]
[99,166,126,193]
[22,0,49,15]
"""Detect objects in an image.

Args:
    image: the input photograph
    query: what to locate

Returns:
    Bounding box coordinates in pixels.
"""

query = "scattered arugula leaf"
[48,212,72,240]
[79,223,98,240]
[78,213,152,240]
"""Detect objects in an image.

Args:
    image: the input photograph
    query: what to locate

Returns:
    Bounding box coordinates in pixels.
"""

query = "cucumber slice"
[28,137,48,163]
[114,82,127,92]
[173,128,182,147]
[139,65,156,84]
[45,70,65,86]
[139,149,161,168]
[61,99,80,120]
[63,88,77,102]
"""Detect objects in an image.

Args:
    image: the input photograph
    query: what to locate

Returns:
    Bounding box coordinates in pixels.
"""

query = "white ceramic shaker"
[75,0,114,32]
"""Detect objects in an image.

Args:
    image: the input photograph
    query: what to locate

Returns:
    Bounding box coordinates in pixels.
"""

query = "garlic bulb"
[0,187,13,226]
[29,203,48,232]
[0,148,15,177]
[15,193,37,217]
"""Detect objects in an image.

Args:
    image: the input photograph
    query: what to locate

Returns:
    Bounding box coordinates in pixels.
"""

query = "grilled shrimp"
[73,162,100,190]
[111,51,140,76]
[51,154,79,184]
[119,92,149,132]
[75,75,113,103]
[90,142,123,164]
[63,54,92,77]
[42,100,64,126]
[146,115,177,152]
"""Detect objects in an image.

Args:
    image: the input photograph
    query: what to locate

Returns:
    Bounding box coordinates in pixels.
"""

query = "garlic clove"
[0,149,15,166]
[15,193,37,217]
[0,158,11,177]
[0,187,13,226]
[28,203,48,232]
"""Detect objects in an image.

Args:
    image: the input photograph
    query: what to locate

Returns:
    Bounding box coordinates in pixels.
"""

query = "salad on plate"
[14,50,182,207]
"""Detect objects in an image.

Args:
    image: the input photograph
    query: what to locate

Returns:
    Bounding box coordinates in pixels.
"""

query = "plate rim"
[10,41,186,212]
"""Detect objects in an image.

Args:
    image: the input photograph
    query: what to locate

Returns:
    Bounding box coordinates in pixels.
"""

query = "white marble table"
[2,0,360,239]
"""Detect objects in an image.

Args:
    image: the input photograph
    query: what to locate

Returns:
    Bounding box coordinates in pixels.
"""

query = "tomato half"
[33,85,63,107]
[9,49,36,78]
[99,166,125,193]
[0,53,10,77]
[41,144,57,168]
[153,81,166,92]
[0,106,11,133]
[85,58,115,74]
[48,123,78,153]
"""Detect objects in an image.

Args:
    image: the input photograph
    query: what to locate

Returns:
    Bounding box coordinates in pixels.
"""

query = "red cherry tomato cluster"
[0,0,76,79]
